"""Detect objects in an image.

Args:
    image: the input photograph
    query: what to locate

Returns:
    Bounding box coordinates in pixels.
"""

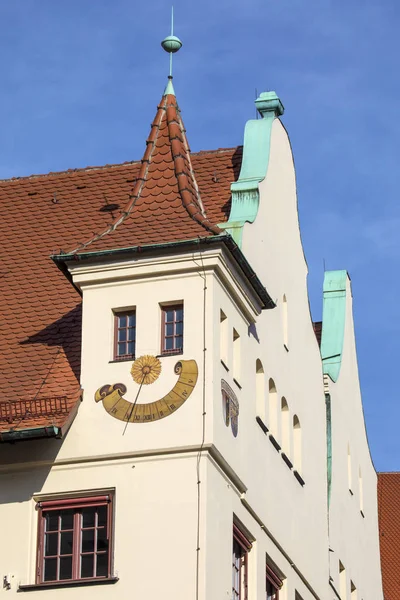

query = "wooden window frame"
[161,304,184,356]
[232,524,252,600]
[36,495,113,585]
[266,562,283,599]
[113,310,136,361]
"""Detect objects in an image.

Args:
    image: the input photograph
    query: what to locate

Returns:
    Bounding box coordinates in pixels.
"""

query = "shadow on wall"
[0,430,71,504]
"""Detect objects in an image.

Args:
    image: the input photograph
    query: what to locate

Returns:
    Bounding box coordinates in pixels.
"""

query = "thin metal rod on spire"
[170,6,174,77]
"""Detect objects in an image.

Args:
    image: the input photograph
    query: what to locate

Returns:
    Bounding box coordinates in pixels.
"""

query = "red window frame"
[232,524,252,600]
[36,495,113,584]
[266,562,283,600]
[114,311,136,361]
[161,304,184,355]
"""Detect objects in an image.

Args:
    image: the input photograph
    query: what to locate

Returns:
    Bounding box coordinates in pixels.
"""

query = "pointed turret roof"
[70,87,221,255]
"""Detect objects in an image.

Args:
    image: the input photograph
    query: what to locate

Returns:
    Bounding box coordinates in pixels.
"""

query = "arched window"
[281,398,290,456]
[293,415,302,472]
[269,379,278,438]
[339,562,346,600]
[256,360,265,421]
[220,310,228,366]
[359,467,363,513]
[283,294,288,349]
[347,444,352,491]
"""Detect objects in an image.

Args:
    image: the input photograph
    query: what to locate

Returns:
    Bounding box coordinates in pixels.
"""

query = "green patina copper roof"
[220,91,284,246]
[320,270,348,383]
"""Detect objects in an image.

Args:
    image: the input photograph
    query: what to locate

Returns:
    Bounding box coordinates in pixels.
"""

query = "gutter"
[0,426,60,443]
[51,234,275,310]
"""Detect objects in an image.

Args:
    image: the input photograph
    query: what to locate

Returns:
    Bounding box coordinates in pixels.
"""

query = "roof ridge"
[166,97,221,236]
[69,97,167,254]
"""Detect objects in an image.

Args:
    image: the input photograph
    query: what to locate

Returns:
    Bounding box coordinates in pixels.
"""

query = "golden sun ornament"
[130,355,162,385]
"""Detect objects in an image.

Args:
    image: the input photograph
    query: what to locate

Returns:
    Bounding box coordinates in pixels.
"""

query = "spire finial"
[161,7,182,82]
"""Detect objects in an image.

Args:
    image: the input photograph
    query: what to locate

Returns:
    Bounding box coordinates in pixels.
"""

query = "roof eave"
[51,235,275,310]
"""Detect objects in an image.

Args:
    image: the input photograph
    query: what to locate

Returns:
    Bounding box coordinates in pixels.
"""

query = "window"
[220,310,228,367]
[114,311,136,360]
[281,398,290,456]
[256,360,265,421]
[282,294,288,349]
[339,561,346,600]
[232,524,251,600]
[266,562,283,599]
[293,415,302,473]
[232,329,241,383]
[268,379,278,438]
[161,304,184,355]
[36,495,113,584]
[347,444,352,492]
[359,467,364,514]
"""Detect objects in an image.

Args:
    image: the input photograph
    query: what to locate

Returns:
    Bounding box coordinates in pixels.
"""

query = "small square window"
[36,495,113,584]
[114,311,136,361]
[161,304,184,355]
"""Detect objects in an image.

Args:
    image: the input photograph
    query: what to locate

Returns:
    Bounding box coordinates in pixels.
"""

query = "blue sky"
[1,0,398,470]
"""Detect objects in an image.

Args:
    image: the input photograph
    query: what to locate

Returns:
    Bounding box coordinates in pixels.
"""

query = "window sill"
[256,416,269,435]
[19,577,119,591]
[281,452,293,470]
[294,470,305,487]
[109,357,135,364]
[160,350,183,357]
[221,359,229,372]
[269,434,281,452]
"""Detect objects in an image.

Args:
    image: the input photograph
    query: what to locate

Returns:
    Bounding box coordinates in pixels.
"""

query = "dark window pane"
[60,531,73,555]
[82,508,96,528]
[176,322,183,335]
[118,328,127,342]
[96,552,109,577]
[127,329,135,342]
[127,341,135,355]
[45,513,59,532]
[176,308,183,320]
[165,337,173,350]
[60,510,73,530]
[45,533,58,556]
[59,556,73,580]
[117,342,126,356]
[176,336,183,349]
[166,323,174,336]
[118,315,127,328]
[97,528,108,552]
[166,310,174,322]
[97,506,107,527]
[82,529,95,553]
[81,554,94,579]
[44,558,57,581]
[128,314,136,326]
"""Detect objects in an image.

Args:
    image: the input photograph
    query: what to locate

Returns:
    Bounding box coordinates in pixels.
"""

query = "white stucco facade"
[0,96,383,600]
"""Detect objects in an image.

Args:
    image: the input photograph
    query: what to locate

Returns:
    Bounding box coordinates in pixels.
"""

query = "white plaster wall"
[0,454,203,598]
[211,118,329,597]
[328,276,383,600]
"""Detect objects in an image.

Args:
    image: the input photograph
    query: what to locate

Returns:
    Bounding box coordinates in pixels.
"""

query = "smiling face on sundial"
[94,355,198,424]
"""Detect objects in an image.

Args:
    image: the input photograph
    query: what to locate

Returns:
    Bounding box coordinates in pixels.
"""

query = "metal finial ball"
[161,35,182,53]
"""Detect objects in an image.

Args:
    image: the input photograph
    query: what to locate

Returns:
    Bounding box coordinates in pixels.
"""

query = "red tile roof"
[0,87,242,436]
[378,472,400,599]
[70,93,224,255]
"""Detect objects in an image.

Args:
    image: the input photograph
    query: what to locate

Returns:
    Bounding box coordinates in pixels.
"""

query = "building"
[0,34,384,599]
[377,472,400,600]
